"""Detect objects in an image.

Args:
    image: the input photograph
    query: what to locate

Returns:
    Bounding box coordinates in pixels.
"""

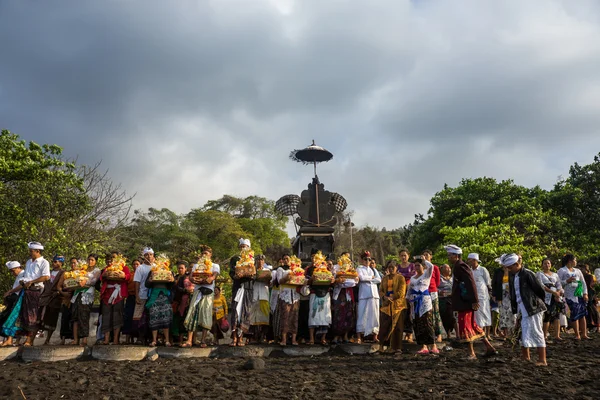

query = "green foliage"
[0,130,90,293]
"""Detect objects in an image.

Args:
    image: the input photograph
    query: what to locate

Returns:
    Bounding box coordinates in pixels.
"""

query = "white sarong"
[520,312,546,348]
[356,297,379,336]
[308,293,332,328]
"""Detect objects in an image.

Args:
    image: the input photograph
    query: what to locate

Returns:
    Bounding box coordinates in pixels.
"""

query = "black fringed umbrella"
[275,194,301,216]
[290,140,333,178]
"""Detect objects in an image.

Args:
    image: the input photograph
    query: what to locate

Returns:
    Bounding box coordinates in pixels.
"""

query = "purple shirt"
[397,263,416,282]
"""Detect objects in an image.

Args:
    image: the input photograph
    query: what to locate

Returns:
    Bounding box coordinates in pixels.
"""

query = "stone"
[21,346,87,362]
[243,358,265,370]
[0,346,20,361]
[92,345,149,361]
[147,353,159,361]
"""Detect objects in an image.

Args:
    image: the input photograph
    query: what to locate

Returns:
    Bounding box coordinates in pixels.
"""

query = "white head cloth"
[28,241,44,250]
[500,253,519,267]
[5,261,21,270]
[239,238,251,247]
[467,253,481,262]
[494,254,506,264]
[444,244,462,255]
[142,247,154,255]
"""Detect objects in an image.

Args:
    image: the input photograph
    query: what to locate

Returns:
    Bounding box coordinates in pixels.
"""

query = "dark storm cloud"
[1,0,600,231]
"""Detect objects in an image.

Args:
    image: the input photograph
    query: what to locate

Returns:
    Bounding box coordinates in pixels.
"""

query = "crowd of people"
[1,240,599,365]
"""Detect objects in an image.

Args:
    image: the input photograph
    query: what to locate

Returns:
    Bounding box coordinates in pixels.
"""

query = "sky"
[2,0,600,233]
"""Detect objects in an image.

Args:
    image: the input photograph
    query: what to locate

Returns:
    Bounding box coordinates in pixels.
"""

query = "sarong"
[474,298,492,328]
[542,297,564,324]
[308,293,332,336]
[457,310,485,342]
[414,310,435,345]
[20,289,42,333]
[249,300,270,326]
[278,298,300,335]
[379,307,404,350]
[271,301,281,340]
[500,288,516,329]
[566,298,587,322]
[520,312,545,348]
[587,297,600,327]
[101,301,125,333]
[147,292,173,330]
[439,296,456,335]
[297,299,310,340]
[60,304,73,340]
[331,288,355,336]
[184,292,214,331]
[2,291,24,337]
[42,305,61,331]
[431,295,443,336]
[357,297,380,336]
[403,298,413,334]
[121,295,136,335]
[0,293,19,332]
[232,286,253,336]
[71,296,91,338]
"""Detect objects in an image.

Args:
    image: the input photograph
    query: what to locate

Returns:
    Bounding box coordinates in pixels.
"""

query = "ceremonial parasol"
[275,194,301,216]
[290,140,333,178]
[330,192,348,213]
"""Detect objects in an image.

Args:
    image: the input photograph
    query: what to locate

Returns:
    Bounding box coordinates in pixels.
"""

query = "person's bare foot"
[535,361,548,367]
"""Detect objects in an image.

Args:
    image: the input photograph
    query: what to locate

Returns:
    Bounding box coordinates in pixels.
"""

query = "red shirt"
[428,264,441,293]
[100,267,132,305]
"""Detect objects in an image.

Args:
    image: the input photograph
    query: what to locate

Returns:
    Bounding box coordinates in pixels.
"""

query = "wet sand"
[1,337,599,400]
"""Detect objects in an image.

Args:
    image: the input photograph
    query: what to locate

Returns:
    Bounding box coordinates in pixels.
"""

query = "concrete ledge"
[336,343,379,355]
[4,341,457,362]
[92,345,150,361]
[283,345,330,357]
[157,346,217,359]
[0,346,20,361]
[217,345,274,358]
[21,346,89,362]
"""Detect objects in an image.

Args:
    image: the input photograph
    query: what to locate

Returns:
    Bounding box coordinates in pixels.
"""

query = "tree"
[407,177,567,271]
[551,152,600,263]
[0,130,89,292]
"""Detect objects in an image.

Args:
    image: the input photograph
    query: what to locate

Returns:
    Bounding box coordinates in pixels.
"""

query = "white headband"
[444,244,462,255]
[467,253,481,262]
[28,241,44,250]
[239,238,251,247]
[142,247,154,255]
[500,253,519,267]
[5,261,21,270]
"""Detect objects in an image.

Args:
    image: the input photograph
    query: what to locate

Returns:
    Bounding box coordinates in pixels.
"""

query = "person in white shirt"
[331,253,358,344]
[356,251,381,344]
[132,247,155,343]
[557,253,589,340]
[409,257,439,354]
[467,253,492,339]
[183,245,220,348]
[1,261,26,346]
[249,255,271,343]
[275,254,300,346]
[20,242,51,346]
[503,253,548,366]
[71,254,101,346]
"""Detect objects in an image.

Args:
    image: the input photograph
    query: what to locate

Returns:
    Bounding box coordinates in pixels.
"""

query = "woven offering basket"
[235,264,256,279]
[105,270,126,281]
[256,269,272,282]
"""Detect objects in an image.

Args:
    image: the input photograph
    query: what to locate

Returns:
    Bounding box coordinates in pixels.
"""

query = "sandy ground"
[1,336,599,400]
